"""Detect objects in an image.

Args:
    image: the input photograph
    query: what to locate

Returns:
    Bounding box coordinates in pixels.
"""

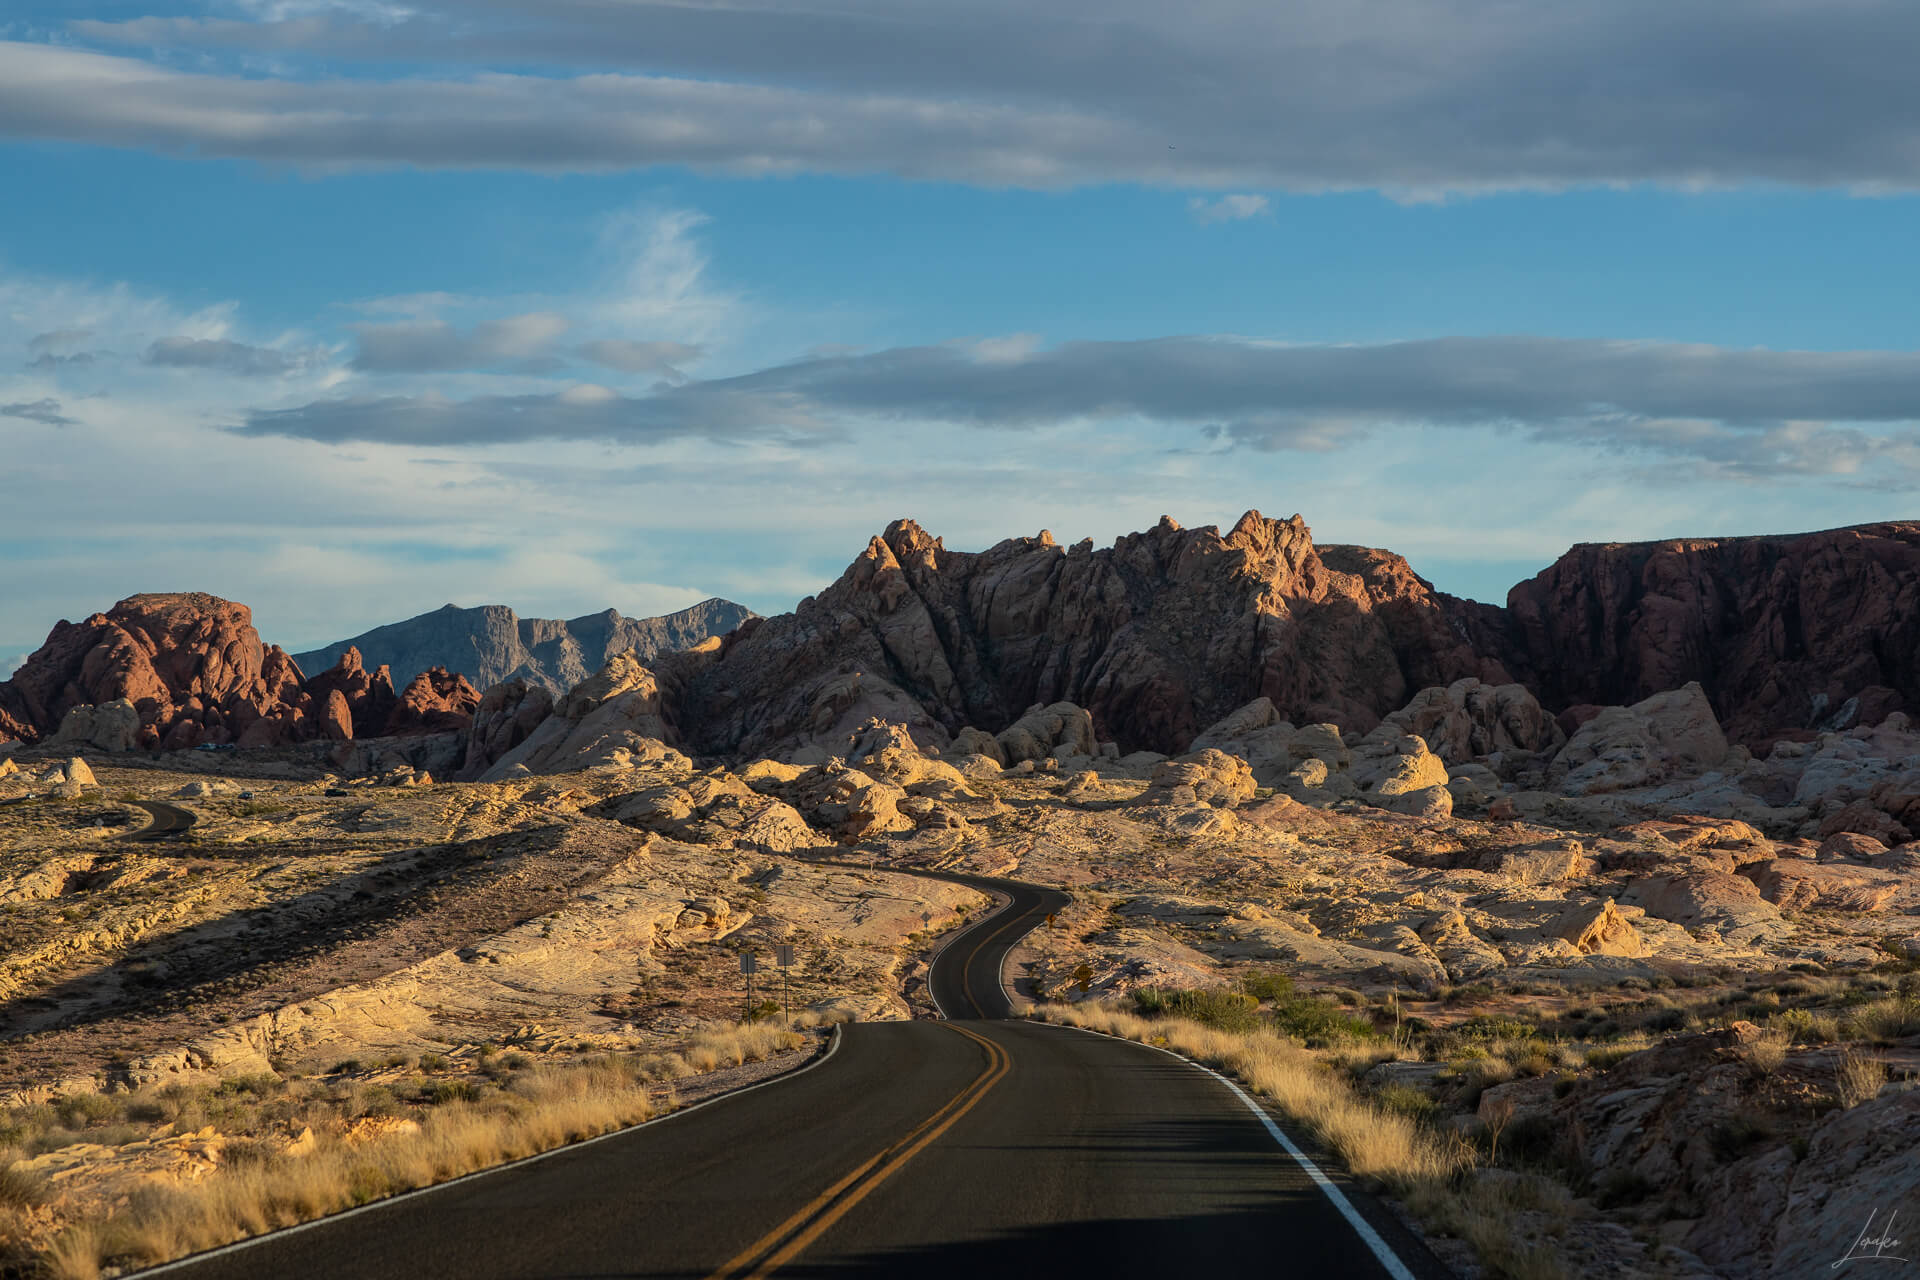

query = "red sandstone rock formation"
[1496,522,1920,747]
[385,667,481,736]
[304,647,398,740]
[0,593,311,750]
[651,510,1509,757]
[0,598,476,750]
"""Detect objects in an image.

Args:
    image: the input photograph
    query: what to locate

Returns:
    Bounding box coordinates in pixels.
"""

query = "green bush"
[1238,970,1296,1004]
[1132,987,1262,1034]
[1271,997,1377,1047]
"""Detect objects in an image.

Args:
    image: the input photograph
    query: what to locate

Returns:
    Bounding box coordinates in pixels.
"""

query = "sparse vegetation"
[1,1019,823,1277]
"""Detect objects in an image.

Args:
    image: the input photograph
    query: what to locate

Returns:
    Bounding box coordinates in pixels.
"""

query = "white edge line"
[130,1024,846,1278]
[1030,1020,1420,1280]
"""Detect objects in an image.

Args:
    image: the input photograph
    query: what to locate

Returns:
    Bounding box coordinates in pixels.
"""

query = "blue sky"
[5,1,1920,666]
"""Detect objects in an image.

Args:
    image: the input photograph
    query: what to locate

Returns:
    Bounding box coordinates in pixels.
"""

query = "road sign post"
[774,944,796,1019]
[740,950,758,1018]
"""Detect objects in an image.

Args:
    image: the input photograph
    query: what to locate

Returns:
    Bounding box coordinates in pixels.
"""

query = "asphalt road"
[120,799,197,841]
[148,872,1448,1280]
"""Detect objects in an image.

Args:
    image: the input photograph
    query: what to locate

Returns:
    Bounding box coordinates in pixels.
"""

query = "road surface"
[147,868,1448,1280]
[120,799,197,841]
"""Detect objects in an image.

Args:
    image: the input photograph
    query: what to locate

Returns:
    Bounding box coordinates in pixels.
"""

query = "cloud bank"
[14,1,1920,191]
[230,334,1920,483]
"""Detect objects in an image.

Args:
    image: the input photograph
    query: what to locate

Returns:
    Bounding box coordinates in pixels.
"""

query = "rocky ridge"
[292,598,754,696]
[0,598,475,751]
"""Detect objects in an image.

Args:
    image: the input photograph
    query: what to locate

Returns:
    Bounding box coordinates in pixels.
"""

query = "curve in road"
[120,799,196,842]
[142,865,1449,1280]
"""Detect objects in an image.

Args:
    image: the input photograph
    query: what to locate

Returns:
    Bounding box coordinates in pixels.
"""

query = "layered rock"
[1495,522,1920,749]
[466,651,684,781]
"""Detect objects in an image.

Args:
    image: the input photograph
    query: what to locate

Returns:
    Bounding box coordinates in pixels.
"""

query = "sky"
[5,1,1920,668]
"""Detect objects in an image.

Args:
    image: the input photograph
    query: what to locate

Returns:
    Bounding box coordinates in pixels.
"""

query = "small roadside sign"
[1073,963,1094,993]
[739,952,758,975]
[773,944,796,968]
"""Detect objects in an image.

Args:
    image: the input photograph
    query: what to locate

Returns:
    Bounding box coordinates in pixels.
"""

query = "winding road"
[144,866,1449,1280]
[120,799,197,841]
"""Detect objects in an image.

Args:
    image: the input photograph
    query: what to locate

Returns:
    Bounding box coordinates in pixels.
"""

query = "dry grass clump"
[16,1020,815,1280]
[1844,994,1920,1045]
[1740,1028,1790,1077]
[1833,1048,1889,1108]
[1036,1004,1467,1189]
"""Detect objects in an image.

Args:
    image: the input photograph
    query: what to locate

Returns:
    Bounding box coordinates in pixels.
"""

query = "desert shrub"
[417,1054,450,1072]
[1741,1029,1789,1077]
[1772,1007,1839,1045]
[1835,1049,1889,1108]
[1270,996,1376,1046]
[1133,988,1261,1034]
[1238,970,1295,1004]
[1454,1015,1542,1043]
[1374,1084,1436,1122]
[1846,996,1920,1044]
[0,1163,46,1209]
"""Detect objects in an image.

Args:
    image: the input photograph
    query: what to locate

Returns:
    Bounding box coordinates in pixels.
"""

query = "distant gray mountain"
[293,598,756,695]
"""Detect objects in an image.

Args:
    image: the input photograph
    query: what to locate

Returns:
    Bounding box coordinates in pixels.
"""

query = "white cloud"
[1189,194,1269,224]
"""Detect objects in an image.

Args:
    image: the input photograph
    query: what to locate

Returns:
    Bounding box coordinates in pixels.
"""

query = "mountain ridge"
[292,598,756,696]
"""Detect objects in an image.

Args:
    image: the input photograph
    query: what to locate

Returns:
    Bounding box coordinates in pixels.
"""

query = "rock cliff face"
[648,511,1508,758]
[292,599,754,696]
[1494,522,1920,748]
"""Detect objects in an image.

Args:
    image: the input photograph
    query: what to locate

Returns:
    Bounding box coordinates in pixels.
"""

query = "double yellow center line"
[706,1024,1009,1280]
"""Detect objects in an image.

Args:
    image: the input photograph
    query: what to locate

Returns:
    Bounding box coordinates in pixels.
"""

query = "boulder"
[996,702,1095,765]
[1817,830,1890,862]
[1140,749,1257,809]
[49,699,141,752]
[780,762,913,843]
[1549,682,1731,795]
[1377,678,1564,763]
[1552,898,1649,957]
[949,726,1007,765]
[1190,698,1298,783]
[64,757,96,788]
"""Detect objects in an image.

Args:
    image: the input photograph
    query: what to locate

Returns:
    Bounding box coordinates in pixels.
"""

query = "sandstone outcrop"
[1548,682,1729,795]
[0,593,308,750]
[605,512,1505,760]
[1374,678,1563,764]
[48,699,141,752]
[469,652,682,781]
[0,597,489,753]
[303,647,398,741]
[384,667,481,736]
[1495,522,1920,749]
[1139,750,1257,809]
[1619,871,1788,945]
